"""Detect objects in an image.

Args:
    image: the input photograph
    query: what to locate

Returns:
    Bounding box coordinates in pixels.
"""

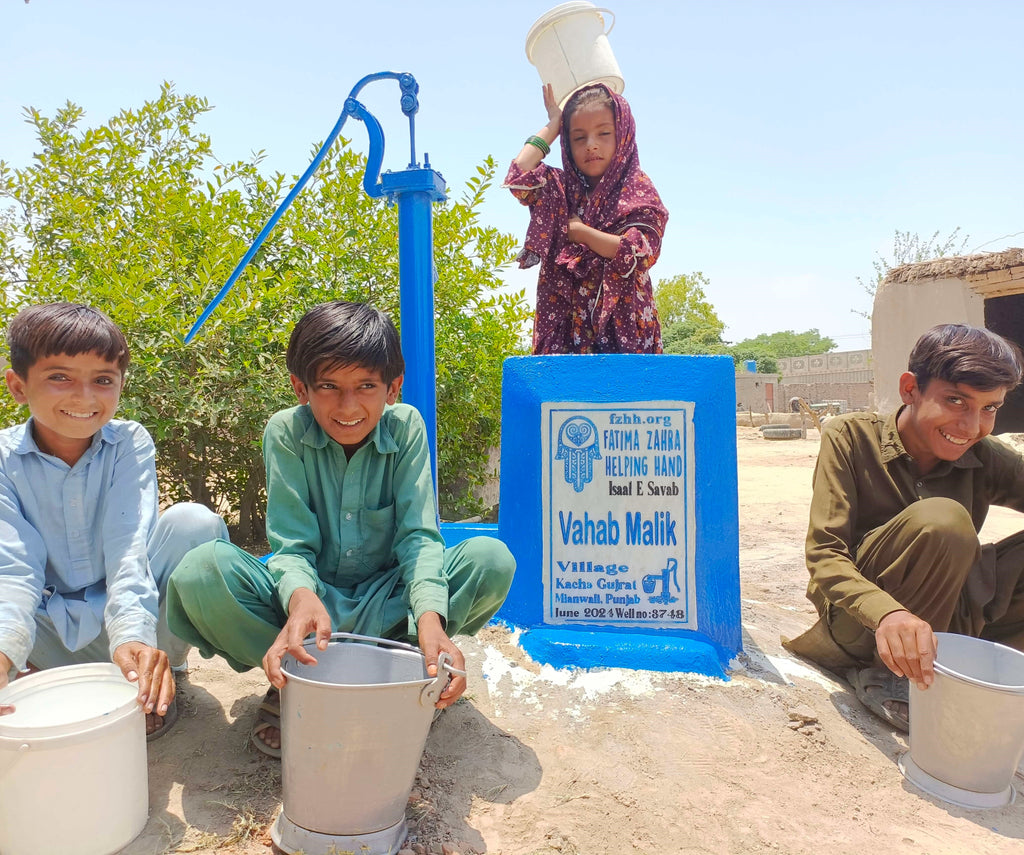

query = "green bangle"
[525,135,551,156]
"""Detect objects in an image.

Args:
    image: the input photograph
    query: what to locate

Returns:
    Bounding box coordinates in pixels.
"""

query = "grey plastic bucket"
[909,632,1024,798]
[279,632,454,836]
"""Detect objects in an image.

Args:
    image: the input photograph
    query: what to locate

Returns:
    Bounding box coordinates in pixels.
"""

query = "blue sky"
[2,1,1022,350]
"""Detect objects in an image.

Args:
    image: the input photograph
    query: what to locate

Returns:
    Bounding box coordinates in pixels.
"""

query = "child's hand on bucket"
[416,612,467,709]
[875,609,937,690]
[542,83,562,133]
[113,641,176,718]
[263,588,332,689]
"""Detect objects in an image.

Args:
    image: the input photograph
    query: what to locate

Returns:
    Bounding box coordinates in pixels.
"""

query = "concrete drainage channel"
[759,425,806,441]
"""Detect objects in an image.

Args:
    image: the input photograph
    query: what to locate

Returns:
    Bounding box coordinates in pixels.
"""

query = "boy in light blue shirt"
[0,303,226,737]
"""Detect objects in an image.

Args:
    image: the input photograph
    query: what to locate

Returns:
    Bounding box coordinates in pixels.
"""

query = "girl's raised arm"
[513,83,562,171]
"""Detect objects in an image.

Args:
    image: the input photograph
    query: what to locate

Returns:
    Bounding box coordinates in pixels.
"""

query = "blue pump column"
[382,167,447,501]
[184,72,450,504]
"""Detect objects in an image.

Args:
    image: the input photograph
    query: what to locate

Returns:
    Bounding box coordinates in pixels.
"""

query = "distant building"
[735,367,779,412]
[777,349,873,412]
[872,247,1024,429]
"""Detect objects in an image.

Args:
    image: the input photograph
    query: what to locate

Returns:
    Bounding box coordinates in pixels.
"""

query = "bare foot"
[253,723,281,752]
[884,699,909,724]
[250,687,282,757]
[144,696,179,741]
[145,711,167,737]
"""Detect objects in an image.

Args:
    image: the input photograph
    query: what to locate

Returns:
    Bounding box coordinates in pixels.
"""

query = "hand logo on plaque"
[555,416,602,493]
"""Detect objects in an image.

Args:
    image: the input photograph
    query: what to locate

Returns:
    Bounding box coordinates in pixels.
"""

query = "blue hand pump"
[184,72,447,504]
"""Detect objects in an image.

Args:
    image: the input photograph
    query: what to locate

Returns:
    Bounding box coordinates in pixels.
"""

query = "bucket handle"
[528,6,616,54]
[302,632,467,706]
[595,7,616,35]
[309,631,425,656]
[0,740,31,781]
[420,653,467,708]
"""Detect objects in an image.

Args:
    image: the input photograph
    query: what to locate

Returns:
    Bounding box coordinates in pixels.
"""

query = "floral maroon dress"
[504,84,668,355]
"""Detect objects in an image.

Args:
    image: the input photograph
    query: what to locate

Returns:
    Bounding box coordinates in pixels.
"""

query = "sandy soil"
[123,426,1024,855]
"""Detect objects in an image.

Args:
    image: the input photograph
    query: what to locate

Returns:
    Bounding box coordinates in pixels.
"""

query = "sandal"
[146,695,179,742]
[847,666,909,733]
[250,687,282,758]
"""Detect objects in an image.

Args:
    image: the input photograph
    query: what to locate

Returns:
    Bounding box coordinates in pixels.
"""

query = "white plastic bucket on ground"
[902,632,1024,808]
[526,1,623,107]
[272,633,456,855]
[0,663,148,855]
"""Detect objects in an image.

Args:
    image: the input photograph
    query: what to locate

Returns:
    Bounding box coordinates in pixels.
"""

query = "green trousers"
[165,536,515,672]
[788,497,1024,668]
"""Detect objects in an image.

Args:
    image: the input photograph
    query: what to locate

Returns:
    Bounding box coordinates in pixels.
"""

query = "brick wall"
[778,381,874,412]
[777,349,874,412]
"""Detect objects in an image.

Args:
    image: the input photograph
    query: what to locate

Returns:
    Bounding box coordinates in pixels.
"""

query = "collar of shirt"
[880,406,983,476]
[9,418,125,465]
[298,404,400,455]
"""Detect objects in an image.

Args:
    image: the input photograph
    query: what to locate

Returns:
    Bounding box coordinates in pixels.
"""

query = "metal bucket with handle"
[273,632,462,854]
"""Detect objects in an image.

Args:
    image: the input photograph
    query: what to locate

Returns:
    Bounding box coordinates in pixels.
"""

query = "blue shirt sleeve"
[100,423,160,656]
[0,464,47,670]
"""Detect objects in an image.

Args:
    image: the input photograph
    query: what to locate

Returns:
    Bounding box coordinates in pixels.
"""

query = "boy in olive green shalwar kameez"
[785,324,1024,731]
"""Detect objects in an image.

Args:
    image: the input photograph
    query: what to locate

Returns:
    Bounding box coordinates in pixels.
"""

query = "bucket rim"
[281,631,433,690]
[0,662,139,740]
[282,669,433,691]
[525,2,615,62]
[933,632,1024,693]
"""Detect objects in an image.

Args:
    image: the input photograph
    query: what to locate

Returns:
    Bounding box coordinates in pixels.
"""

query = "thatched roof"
[883,247,1024,286]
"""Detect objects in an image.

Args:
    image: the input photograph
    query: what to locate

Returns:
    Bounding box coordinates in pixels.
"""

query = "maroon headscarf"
[519,84,668,278]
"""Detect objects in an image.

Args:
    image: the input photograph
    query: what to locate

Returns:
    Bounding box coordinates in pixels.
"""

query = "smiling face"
[567,104,616,187]
[5,351,125,465]
[290,362,402,456]
[896,372,1007,474]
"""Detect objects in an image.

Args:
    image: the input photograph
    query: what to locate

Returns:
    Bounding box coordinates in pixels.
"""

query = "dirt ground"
[124,426,1024,855]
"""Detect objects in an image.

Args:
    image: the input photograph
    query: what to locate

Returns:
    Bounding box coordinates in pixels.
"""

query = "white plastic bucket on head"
[902,632,1024,808]
[526,1,624,107]
[0,663,149,855]
[272,633,456,855]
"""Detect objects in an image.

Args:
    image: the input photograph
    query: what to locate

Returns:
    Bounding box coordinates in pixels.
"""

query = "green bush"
[0,83,530,539]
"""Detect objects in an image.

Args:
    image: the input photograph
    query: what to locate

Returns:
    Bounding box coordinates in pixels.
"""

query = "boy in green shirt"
[786,324,1024,731]
[167,301,515,756]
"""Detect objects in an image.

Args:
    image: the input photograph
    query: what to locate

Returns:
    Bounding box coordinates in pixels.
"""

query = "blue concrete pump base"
[515,626,729,678]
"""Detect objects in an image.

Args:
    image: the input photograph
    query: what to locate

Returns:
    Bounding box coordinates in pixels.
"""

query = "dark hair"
[7,303,129,377]
[286,301,404,386]
[908,324,1023,392]
[564,84,616,124]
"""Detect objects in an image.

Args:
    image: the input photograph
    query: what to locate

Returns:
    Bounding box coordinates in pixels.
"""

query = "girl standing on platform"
[505,83,668,355]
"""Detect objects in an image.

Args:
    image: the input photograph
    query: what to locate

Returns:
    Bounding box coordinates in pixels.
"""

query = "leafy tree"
[650,271,834,372]
[729,351,779,375]
[856,228,969,317]
[654,272,726,355]
[662,319,728,355]
[0,83,529,540]
[725,329,838,375]
[730,329,837,358]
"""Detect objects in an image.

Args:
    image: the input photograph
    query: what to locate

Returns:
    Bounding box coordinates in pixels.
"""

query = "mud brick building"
[873,247,1024,430]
